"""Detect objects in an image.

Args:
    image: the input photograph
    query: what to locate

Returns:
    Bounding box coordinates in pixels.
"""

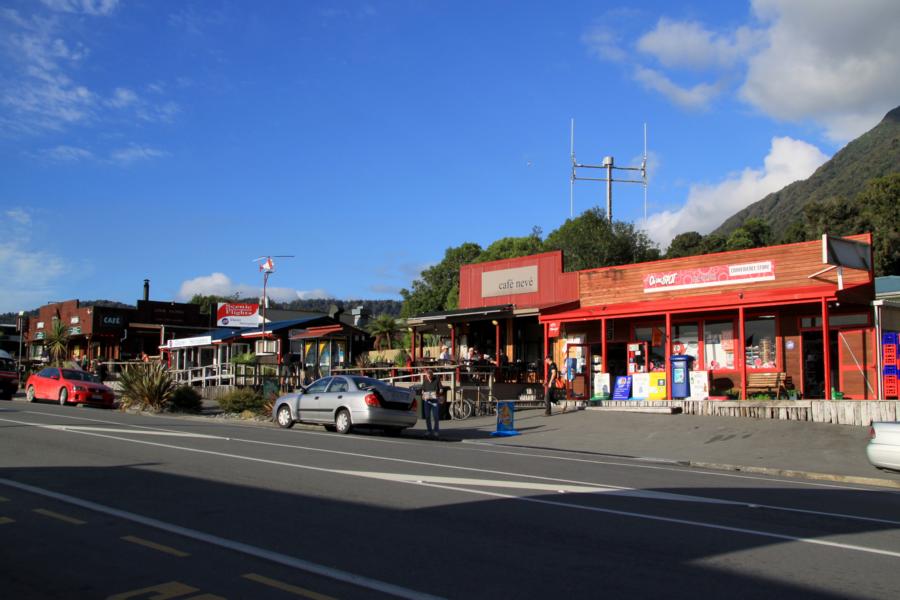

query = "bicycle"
[449,385,497,420]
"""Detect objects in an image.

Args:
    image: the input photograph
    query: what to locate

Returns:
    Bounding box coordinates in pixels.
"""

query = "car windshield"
[61,369,98,382]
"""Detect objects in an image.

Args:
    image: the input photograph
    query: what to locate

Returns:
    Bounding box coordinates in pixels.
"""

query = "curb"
[688,461,900,490]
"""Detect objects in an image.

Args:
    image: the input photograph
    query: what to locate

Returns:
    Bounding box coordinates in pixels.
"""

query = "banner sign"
[216,303,261,328]
[643,261,775,293]
[612,376,632,400]
[481,265,538,298]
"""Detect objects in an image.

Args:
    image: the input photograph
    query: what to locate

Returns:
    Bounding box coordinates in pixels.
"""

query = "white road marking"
[4,414,900,529]
[7,414,900,559]
[40,425,226,439]
[0,478,444,600]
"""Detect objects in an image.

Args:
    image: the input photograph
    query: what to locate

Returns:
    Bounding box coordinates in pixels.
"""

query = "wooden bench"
[745,372,793,399]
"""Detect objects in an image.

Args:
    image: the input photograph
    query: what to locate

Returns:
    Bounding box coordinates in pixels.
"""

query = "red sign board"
[643,261,775,293]
[548,321,561,337]
[216,303,261,327]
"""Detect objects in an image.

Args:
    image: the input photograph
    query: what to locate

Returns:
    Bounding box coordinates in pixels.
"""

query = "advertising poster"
[648,372,667,399]
[612,376,632,400]
[631,373,650,399]
[593,372,611,399]
[216,303,262,328]
[689,371,710,400]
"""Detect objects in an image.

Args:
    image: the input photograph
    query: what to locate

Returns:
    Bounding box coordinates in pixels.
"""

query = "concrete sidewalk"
[427,406,900,489]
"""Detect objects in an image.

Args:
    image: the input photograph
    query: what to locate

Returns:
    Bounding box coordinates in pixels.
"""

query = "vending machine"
[627,342,649,374]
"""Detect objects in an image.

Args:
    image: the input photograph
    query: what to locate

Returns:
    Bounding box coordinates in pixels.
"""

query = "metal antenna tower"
[569,119,648,223]
[251,255,295,347]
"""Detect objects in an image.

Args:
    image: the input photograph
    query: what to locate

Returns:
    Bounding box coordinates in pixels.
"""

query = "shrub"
[231,352,256,365]
[217,387,267,414]
[118,363,177,411]
[169,385,203,413]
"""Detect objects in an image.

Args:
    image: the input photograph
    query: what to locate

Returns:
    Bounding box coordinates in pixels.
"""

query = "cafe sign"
[482,265,538,298]
[643,261,775,293]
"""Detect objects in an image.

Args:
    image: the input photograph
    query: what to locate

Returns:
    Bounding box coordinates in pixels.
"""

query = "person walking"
[421,368,444,438]
[544,354,558,416]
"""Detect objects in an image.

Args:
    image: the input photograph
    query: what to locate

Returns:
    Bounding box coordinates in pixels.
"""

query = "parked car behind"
[273,375,417,435]
[25,367,116,408]
[0,353,18,400]
[866,422,900,471]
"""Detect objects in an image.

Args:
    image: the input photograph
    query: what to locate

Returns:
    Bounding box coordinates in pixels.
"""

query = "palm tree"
[44,319,70,366]
[368,314,400,351]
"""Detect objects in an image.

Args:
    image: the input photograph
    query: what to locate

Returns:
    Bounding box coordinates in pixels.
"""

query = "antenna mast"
[569,120,649,223]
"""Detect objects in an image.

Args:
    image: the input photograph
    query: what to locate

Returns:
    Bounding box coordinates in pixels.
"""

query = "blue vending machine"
[670,355,694,399]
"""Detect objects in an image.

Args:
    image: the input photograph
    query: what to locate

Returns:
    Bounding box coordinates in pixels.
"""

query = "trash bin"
[670,355,694,399]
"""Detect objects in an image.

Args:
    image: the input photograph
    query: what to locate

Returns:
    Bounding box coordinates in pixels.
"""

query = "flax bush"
[217,387,267,415]
[169,385,203,413]
[118,363,177,411]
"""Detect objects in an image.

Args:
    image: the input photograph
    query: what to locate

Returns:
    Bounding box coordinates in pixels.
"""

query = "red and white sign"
[643,261,775,293]
[216,303,261,327]
[548,321,561,337]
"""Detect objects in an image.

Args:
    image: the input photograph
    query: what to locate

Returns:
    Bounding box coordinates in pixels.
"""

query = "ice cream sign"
[643,261,775,293]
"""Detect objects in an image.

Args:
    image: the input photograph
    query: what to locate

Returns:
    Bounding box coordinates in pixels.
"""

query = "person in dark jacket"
[421,369,444,438]
[544,355,558,416]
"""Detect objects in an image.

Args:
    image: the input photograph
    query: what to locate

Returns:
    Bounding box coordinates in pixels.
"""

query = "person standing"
[544,354,558,416]
[421,369,444,438]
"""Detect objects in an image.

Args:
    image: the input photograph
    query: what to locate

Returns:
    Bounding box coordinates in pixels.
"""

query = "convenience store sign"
[643,261,775,293]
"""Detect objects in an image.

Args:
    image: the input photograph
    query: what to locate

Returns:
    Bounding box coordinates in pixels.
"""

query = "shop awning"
[289,325,344,340]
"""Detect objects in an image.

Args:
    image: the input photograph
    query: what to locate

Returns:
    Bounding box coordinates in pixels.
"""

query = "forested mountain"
[714,105,900,240]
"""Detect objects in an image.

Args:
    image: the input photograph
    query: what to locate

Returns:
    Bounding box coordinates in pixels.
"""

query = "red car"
[25,367,116,407]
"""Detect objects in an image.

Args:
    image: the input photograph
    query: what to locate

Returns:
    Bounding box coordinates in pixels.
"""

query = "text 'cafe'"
[443,233,884,401]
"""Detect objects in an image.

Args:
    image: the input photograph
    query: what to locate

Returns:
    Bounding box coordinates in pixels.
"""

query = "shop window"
[745,316,776,369]
[672,324,699,363]
[318,341,331,377]
[704,320,735,370]
[332,340,347,368]
[634,325,666,371]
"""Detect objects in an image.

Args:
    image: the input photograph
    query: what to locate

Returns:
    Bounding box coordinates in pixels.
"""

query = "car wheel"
[59,387,68,406]
[276,405,294,429]
[26,385,36,402]
[334,409,352,434]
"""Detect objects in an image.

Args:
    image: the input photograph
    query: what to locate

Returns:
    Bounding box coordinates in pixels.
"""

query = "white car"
[866,422,900,471]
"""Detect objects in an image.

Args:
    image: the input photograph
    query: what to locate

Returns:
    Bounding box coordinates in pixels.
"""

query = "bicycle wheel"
[450,399,473,420]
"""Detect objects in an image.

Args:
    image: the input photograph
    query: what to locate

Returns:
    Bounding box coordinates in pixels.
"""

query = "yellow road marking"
[243,573,338,600]
[106,580,198,599]
[33,508,86,525]
[0,516,14,525]
[121,535,190,557]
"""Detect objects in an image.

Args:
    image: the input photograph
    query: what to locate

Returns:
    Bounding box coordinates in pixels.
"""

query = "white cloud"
[637,18,763,70]
[633,67,722,110]
[0,207,70,312]
[177,273,332,303]
[109,144,167,164]
[38,144,93,161]
[40,0,119,17]
[741,0,900,141]
[644,136,829,248]
[582,26,627,62]
[107,87,137,108]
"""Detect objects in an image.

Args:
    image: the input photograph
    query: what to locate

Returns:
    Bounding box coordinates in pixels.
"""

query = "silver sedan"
[273,375,418,435]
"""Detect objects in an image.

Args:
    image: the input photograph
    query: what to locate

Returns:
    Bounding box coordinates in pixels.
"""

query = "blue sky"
[2,0,898,313]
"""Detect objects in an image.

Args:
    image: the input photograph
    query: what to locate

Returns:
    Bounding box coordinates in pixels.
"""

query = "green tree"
[476,231,544,263]
[779,220,810,244]
[368,314,401,351]
[189,293,239,315]
[44,319,70,366]
[543,207,659,271]
[857,173,900,275]
[725,218,773,251]
[665,231,705,259]
[400,242,483,317]
[802,195,862,239]
[701,233,727,254]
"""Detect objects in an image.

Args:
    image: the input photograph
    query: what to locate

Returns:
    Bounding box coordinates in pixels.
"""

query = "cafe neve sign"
[481,265,538,298]
[643,261,775,294]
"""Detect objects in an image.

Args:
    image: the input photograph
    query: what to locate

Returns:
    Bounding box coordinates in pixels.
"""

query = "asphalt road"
[2,401,900,599]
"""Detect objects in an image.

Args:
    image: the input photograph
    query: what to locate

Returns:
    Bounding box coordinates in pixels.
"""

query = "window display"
[672,323,699,363]
[744,316,776,369]
[704,320,734,370]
